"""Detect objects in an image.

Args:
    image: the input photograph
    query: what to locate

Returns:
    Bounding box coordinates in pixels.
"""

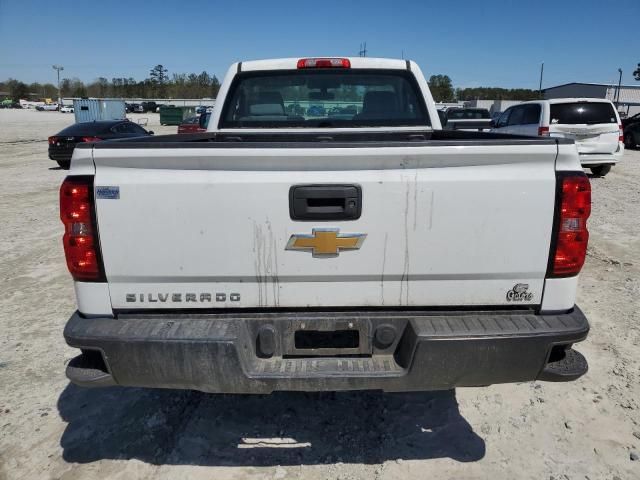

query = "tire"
[590,164,611,177]
[624,132,636,149]
[56,160,71,170]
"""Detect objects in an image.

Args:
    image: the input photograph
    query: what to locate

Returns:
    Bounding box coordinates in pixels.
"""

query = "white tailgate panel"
[94,145,557,309]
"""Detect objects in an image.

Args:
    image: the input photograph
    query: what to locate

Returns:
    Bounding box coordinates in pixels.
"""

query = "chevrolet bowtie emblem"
[286,229,366,258]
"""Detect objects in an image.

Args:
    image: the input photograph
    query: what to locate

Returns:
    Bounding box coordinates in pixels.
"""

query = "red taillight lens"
[81,136,102,143]
[549,173,591,277]
[618,124,624,143]
[297,58,351,69]
[538,126,550,136]
[60,176,104,281]
[48,136,58,145]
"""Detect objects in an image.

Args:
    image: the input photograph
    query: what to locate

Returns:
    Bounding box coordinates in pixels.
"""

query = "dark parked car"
[624,122,640,149]
[622,112,640,128]
[446,108,491,121]
[141,101,158,113]
[48,120,153,169]
[126,103,143,113]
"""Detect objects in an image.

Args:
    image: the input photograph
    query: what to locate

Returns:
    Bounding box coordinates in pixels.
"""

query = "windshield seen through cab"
[220,69,429,128]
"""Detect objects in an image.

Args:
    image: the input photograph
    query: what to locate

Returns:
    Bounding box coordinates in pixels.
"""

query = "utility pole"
[359,42,367,57]
[538,62,544,96]
[52,65,64,105]
[615,68,622,107]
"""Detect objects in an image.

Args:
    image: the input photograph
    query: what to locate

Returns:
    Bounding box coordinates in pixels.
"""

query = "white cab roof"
[237,57,409,72]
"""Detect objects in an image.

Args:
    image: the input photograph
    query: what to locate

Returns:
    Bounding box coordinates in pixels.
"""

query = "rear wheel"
[56,160,70,170]
[624,132,636,149]
[590,164,611,177]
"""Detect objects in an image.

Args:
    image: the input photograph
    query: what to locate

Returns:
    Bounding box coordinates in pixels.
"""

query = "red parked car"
[177,116,206,133]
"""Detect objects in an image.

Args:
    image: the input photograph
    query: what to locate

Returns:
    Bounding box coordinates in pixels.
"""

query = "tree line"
[1,65,220,101]
[6,67,605,103]
[427,74,542,102]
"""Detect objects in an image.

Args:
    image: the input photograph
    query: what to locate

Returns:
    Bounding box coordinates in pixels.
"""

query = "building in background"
[543,83,640,118]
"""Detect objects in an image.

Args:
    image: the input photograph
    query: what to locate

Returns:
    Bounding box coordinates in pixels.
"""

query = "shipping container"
[73,99,126,123]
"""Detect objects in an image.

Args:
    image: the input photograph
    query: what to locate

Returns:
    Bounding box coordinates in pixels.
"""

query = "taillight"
[48,136,58,145]
[297,58,351,69]
[538,126,550,136]
[549,173,591,277]
[81,136,102,143]
[60,176,104,281]
[618,124,624,143]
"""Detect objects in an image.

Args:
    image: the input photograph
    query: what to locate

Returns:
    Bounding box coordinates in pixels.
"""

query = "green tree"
[60,78,72,97]
[97,77,109,96]
[634,63,640,81]
[456,87,541,101]
[7,79,29,102]
[68,78,87,97]
[149,64,169,96]
[197,71,211,87]
[428,74,455,102]
[210,75,221,98]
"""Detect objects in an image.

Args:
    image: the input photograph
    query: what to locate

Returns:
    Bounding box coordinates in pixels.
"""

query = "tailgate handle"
[289,185,362,221]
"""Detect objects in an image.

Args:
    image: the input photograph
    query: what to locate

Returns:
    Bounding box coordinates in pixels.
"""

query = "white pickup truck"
[62,57,590,393]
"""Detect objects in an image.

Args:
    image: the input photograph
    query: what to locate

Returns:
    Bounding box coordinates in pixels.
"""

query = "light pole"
[52,65,64,105]
[538,62,544,96]
[615,68,622,107]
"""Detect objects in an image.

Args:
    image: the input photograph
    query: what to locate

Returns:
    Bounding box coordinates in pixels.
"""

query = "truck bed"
[88,129,570,147]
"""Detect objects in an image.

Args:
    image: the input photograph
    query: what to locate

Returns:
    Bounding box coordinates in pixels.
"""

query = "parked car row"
[437,99,628,176]
[125,101,159,113]
[491,99,624,176]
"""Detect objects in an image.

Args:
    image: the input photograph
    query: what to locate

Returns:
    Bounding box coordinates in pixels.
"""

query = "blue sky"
[0,0,638,89]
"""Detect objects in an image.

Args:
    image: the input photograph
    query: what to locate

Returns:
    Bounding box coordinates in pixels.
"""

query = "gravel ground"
[0,109,639,480]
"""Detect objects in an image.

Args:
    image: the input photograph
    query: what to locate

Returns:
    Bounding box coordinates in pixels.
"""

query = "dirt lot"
[0,108,639,480]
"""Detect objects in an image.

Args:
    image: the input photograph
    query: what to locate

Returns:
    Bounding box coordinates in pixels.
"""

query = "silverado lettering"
[125,293,240,302]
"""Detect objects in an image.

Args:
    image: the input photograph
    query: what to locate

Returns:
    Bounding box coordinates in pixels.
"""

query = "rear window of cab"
[220,69,430,128]
[550,102,617,125]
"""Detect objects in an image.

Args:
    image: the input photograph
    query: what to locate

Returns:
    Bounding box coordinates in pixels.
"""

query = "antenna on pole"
[359,42,367,57]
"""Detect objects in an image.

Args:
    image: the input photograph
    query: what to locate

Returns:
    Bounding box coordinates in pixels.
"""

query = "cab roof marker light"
[297,58,351,69]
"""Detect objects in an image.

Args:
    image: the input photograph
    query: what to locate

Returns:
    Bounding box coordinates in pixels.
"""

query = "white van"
[492,98,624,176]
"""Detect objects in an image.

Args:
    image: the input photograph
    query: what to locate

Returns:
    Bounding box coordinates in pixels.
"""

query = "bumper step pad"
[538,348,588,382]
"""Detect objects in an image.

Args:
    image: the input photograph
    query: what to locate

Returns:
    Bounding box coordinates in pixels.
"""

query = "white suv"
[492,98,624,176]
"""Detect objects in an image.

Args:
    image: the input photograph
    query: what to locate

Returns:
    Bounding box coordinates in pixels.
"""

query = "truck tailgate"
[92,142,558,310]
